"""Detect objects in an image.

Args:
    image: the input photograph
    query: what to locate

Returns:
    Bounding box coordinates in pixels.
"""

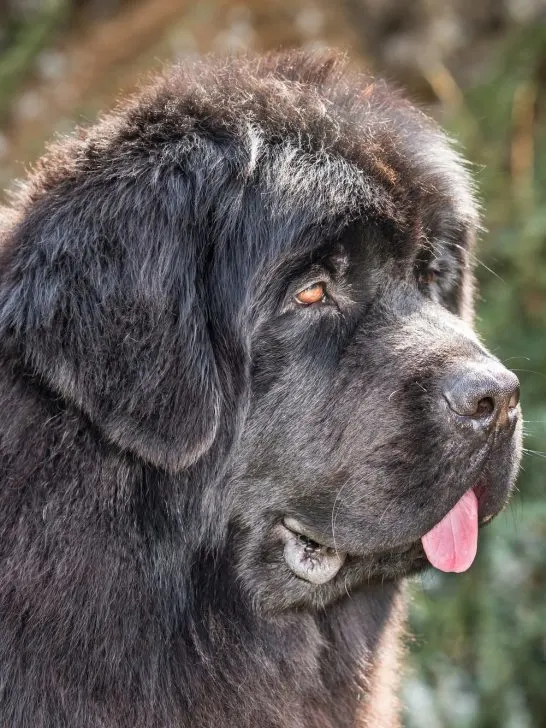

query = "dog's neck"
[175,570,405,728]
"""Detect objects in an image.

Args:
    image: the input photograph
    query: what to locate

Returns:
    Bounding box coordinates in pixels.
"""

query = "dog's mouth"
[279,518,346,585]
[280,478,501,584]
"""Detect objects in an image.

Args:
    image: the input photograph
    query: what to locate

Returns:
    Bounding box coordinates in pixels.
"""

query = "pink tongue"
[421,489,479,573]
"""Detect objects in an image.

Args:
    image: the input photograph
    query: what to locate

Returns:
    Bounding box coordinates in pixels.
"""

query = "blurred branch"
[511,80,536,216]
[422,61,463,108]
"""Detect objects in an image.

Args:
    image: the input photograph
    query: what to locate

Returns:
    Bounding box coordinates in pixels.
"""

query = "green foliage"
[406,25,546,728]
[0,0,70,122]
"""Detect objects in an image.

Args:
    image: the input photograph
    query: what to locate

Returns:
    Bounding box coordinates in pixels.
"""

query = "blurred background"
[1,1,545,726]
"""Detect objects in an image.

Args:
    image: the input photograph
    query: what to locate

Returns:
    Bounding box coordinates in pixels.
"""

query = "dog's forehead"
[15,52,478,275]
[254,135,472,269]
[152,54,478,254]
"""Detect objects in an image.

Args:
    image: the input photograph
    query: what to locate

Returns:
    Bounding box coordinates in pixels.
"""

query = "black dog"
[0,52,522,727]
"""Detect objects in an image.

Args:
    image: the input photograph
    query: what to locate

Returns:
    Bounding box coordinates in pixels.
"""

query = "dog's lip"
[282,517,333,547]
[282,518,418,560]
[282,518,423,559]
[279,518,347,585]
[473,475,504,526]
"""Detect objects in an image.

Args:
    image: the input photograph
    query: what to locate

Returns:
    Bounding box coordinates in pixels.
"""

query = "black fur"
[0,52,521,727]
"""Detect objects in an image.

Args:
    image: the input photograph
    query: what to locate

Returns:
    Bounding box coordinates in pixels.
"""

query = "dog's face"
[0,53,522,613]
[231,219,521,610]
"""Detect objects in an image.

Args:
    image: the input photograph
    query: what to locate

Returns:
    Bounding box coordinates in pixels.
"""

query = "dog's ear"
[0,153,240,473]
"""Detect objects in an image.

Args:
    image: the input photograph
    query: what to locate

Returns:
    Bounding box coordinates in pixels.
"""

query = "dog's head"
[0,53,522,611]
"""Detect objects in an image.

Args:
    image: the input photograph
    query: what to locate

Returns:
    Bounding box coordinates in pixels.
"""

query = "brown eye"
[419,269,439,286]
[295,282,327,305]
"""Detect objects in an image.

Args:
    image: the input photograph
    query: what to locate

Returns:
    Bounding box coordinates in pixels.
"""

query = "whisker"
[510,368,546,380]
[331,478,352,559]
[522,448,546,459]
[503,356,530,363]
[449,242,506,282]
[473,258,505,282]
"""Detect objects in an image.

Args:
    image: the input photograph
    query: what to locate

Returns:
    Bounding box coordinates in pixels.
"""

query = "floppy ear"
[0,161,228,473]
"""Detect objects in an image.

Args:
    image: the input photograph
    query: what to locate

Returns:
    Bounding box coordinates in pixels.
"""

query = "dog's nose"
[443,360,520,430]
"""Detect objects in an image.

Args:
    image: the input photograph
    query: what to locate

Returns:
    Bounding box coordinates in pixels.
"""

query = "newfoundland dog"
[0,52,522,727]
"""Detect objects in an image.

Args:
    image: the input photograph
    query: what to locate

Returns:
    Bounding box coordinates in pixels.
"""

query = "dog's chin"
[259,537,428,612]
[233,522,423,614]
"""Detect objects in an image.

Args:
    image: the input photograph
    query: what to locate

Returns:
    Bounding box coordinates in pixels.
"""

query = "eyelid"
[295,279,327,294]
[295,281,327,305]
[416,257,442,278]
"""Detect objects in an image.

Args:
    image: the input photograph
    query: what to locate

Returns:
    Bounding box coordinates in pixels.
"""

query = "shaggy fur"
[0,52,521,727]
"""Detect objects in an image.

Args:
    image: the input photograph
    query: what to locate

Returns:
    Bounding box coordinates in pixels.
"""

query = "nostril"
[508,385,520,410]
[474,396,494,418]
[442,361,520,430]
